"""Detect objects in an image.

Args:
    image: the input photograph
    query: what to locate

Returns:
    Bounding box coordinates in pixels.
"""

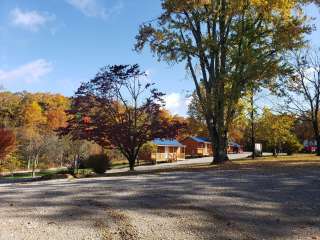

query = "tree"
[21,101,46,127]
[0,92,22,128]
[188,88,249,144]
[18,128,47,177]
[0,129,16,172]
[256,108,302,155]
[135,0,310,163]
[278,48,320,155]
[62,64,182,171]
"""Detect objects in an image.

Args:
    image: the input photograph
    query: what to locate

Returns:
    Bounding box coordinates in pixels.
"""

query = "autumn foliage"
[0,129,16,162]
[136,0,310,163]
[61,64,184,170]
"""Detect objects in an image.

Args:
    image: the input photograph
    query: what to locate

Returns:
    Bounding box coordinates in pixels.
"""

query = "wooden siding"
[152,146,185,162]
[181,138,213,157]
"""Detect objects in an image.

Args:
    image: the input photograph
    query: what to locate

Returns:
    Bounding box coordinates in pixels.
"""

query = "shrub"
[84,154,111,174]
[138,142,157,160]
[283,137,303,155]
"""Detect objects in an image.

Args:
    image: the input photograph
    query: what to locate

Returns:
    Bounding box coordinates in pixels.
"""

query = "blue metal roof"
[153,138,185,147]
[229,141,241,148]
[189,137,240,147]
[190,136,211,143]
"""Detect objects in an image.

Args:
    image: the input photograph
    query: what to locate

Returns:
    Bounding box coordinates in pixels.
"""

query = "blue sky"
[0,0,319,116]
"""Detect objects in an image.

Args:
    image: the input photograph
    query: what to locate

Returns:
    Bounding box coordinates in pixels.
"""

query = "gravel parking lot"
[0,165,320,240]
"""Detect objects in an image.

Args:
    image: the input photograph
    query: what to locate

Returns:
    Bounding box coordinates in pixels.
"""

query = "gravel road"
[1,165,320,240]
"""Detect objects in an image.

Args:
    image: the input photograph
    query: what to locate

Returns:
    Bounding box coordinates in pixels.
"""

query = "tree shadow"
[0,165,320,239]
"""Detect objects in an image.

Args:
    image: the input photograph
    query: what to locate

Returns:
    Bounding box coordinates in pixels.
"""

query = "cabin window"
[169,147,176,153]
[158,146,165,153]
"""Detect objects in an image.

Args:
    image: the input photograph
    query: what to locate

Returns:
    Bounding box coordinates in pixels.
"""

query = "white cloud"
[10,8,55,32]
[0,59,53,83]
[66,0,123,19]
[164,92,191,116]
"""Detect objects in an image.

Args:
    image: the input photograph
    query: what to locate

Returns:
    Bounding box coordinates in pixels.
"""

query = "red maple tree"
[61,64,183,170]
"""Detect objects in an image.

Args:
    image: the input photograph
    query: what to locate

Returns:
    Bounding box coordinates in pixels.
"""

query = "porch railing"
[151,153,185,162]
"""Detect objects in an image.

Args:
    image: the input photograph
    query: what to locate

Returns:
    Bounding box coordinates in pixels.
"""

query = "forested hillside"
[0,92,101,174]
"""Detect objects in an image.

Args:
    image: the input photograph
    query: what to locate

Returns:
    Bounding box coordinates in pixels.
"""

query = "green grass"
[111,162,129,169]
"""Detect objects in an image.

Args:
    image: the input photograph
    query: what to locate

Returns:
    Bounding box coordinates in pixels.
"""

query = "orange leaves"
[47,108,68,130]
[82,116,91,124]
[0,129,16,161]
[17,94,70,131]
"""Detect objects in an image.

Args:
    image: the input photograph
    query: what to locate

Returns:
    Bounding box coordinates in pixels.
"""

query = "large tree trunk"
[212,127,229,164]
[127,152,136,171]
[128,158,135,171]
[213,145,228,163]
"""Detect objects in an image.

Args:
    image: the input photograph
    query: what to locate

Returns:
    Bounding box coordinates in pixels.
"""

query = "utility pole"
[250,88,256,160]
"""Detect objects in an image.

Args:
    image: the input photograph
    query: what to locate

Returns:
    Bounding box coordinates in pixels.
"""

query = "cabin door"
[165,146,169,160]
[204,143,208,155]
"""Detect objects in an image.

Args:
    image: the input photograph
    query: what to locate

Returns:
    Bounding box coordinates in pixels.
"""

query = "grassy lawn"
[2,154,319,180]
[100,153,320,178]
[243,153,320,162]
[234,153,320,166]
[1,160,130,180]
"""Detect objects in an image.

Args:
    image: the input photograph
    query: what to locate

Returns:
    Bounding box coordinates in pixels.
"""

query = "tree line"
[1,0,320,174]
[0,92,103,176]
[0,85,313,174]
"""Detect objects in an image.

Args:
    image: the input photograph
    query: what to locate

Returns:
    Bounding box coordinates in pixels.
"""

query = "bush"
[84,154,111,174]
[283,137,303,155]
[138,142,157,160]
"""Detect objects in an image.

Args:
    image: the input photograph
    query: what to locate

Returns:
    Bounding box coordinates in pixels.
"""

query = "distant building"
[181,136,244,157]
[227,141,243,154]
[303,139,317,152]
[181,137,213,157]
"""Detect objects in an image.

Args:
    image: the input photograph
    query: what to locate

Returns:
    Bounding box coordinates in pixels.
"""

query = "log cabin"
[151,139,186,163]
[181,137,213,157]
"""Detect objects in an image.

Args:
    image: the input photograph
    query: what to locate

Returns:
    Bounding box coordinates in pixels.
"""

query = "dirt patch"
[103,208,138,240]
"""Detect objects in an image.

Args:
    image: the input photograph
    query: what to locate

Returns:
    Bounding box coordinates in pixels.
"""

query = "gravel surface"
[1,165,320,240]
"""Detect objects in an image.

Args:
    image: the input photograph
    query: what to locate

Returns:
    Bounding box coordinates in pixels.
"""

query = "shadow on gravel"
[1,165,320,239]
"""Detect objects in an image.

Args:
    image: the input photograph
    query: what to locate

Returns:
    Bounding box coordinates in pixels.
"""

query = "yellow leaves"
[164,0,299,20]
[250,0,297,19]
[22,101,46,127]
[256,108,297,148]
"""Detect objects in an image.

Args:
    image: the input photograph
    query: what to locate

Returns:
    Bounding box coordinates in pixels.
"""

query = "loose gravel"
[0,165,320,240]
